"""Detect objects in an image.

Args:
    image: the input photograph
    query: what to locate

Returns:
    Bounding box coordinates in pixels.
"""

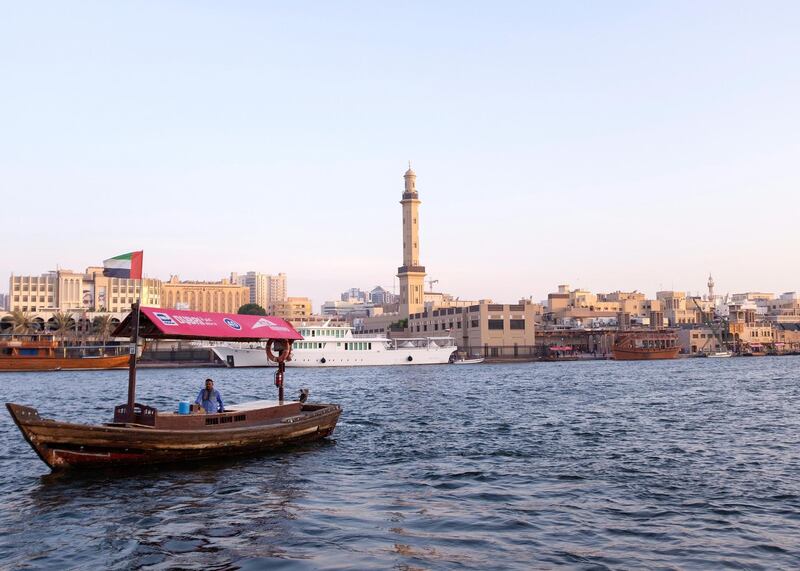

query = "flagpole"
[125,252,143,423]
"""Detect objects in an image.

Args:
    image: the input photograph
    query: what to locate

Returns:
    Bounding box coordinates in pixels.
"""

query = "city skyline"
[3,258,797,314]
[2,2,799,306]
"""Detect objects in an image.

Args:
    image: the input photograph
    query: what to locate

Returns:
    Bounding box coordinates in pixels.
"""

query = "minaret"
[397,163,426,318]
[707,273,715,302]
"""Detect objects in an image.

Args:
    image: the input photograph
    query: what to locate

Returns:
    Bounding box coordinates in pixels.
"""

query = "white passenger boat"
[212,321,456,367]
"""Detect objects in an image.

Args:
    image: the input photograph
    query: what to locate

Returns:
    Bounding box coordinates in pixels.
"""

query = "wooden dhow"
[612,329,680,361]
[0,335,129,372]
[6,305,341,471]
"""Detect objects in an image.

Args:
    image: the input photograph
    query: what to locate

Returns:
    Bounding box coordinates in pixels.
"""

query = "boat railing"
[390,336,456,349]
[57,345,130,358]
[113,402,158,426]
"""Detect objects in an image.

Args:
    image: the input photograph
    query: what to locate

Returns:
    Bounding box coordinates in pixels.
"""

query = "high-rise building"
[369,286,393,305]
[267,273,287,304]
[341,288,367,302]
[233,271,287,309]
[397,164,426,318]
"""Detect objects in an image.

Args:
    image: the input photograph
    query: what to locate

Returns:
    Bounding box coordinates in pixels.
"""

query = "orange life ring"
[266,339,292,363]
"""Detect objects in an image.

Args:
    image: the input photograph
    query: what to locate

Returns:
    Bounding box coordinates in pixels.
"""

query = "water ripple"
[1,358,800,568]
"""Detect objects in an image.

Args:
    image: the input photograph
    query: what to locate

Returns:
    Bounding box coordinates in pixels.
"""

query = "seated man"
[195,378,225,414]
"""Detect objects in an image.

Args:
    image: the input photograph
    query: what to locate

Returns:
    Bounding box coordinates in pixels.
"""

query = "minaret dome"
[403,162,417,194]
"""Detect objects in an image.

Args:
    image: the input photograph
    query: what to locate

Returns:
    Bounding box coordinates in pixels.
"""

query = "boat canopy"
[112,307,303,342]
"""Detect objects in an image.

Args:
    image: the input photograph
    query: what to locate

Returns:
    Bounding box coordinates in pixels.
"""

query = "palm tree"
[9,310,35,334]
[93,315,115,346]
[52,311,75,355]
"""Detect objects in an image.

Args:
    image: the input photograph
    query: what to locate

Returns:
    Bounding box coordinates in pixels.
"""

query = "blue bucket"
[178,401,190,415]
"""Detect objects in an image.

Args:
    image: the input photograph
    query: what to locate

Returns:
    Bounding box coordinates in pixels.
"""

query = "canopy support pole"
[275,363,285,403]
[126,301,140,422]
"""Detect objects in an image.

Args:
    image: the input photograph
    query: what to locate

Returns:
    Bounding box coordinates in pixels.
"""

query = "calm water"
[1,358,799,570]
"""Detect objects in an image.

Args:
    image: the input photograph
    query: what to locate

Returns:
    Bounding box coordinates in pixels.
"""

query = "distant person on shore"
[195,378,224,414]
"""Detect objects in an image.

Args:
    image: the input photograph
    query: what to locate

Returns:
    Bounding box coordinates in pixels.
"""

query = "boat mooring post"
[126,301,140,422]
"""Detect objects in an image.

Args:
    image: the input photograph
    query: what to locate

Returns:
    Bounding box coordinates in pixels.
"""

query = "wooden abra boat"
[0,335,129,372]
[6,306,341,471]
[612,329,680,361]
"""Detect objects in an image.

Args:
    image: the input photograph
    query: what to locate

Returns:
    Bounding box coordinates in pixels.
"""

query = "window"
[510,319,525,330]
[471,320,479,328]
[488,319,504,330]
[434,324,439,331]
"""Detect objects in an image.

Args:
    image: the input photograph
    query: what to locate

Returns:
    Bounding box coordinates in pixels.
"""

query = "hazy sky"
[2,1,799,309]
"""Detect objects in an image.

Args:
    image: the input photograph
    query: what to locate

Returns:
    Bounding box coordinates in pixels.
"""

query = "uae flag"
[103,251,144,279]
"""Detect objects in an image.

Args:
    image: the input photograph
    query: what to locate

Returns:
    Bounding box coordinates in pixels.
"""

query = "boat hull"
[612,348,680,361]
[705,352,733,358]
[0,355,129,372]
[452,358,485,365]
[6,402,341,471]
[213,345,456,367]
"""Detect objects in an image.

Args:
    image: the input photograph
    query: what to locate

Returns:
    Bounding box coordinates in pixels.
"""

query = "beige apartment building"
[774,324,800,352]
[677,327,725,354]
[727,304,775,348]
[407,300,537,357]
[764,292,800,323]
[232,271,287,309]
[9,269,161,313]
[545,284,663,327]
[656,291,705,325]
[161,276,249,313]
[269,297,312,321]
[9,274,56,312]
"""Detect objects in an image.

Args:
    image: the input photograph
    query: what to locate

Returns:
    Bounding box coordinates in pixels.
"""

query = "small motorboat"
[705,351,733,358]
[6,305,341,471]
[451,356,485,365]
